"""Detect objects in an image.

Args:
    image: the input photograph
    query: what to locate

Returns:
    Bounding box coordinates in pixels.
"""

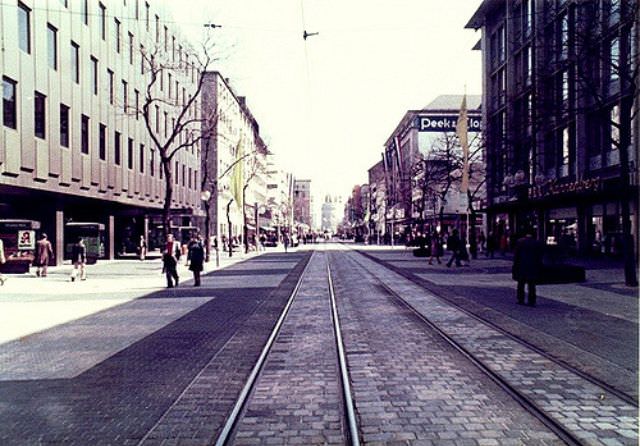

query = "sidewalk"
[0,246,283,345]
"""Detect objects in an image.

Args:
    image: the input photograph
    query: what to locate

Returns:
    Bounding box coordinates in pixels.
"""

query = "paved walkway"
[0,247,282,345]
[356,244,639,400]
[0,248,308,445]
[344,247,637,445]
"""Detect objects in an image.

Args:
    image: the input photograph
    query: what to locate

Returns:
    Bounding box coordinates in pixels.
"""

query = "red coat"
[33,239,53,266]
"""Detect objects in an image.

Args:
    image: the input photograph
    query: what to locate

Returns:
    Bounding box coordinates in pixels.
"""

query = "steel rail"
[326,258,361,446]
[356,248,638,408]
[347,250,584,446]
[213,253,313,446]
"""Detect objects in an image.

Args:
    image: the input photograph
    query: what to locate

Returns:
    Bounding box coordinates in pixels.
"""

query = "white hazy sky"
[168,0,483,217]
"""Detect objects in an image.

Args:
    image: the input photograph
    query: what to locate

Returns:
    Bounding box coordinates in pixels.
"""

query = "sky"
[167,0,483,222]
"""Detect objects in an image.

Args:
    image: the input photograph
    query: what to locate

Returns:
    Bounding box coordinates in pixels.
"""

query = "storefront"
[487,176,638,258]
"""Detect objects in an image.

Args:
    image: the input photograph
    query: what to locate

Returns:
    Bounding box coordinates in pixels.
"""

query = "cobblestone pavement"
[358,247,638,400]
[230,251,346,445]
[329,248,563,445]
[0,252,310,445]
[343,247,638,445]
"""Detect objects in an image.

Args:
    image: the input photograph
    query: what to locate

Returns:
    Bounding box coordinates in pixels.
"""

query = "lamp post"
[200,189,219,267]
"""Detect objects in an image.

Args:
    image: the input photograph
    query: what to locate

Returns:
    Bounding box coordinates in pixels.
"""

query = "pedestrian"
[138,235,147,261]
[70,236,87,281]
[187,234,205,287]
[500,231,509,256]
[162,233,181,288]
[512,230,544,306]
[447,229,462,268]
[479,231,486,254]
[283,234,290,252]
[259,233,266,251]
[459,235,470,266]
[33,233,54,277]
[0,236,6,286]
[469,231,478,260]
[428,231,442,265]
[486,231,496,258]
[446,229,462,268]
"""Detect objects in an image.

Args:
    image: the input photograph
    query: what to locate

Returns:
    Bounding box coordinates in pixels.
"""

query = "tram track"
[355,247,638,408]
[214,251,360,445]
[342,247,637,446]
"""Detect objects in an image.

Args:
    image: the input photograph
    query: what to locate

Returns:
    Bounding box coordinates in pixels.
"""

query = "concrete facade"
[200,71,268,249]
[0,0,201,263]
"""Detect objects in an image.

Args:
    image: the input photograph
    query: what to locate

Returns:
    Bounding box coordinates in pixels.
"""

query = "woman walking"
[34,233,54,277]
[428,231,442,265]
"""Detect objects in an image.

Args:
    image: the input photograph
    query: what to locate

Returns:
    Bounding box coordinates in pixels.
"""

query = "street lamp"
[201,189,219,267]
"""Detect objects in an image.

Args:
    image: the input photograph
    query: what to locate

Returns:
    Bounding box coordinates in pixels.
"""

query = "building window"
[135,0,139,20]
[128,138,134,170]
[139,144,144,173]
[2,77,17,129]
[128,32,134,64]
[122,80,128,112]
[140,44,145,74]
[71,41,80,84]
[99,123,106,160]
[145,2,150,30]
[609,37,620,83]
[47,24,58,70]
[99,3,106,40]
[34,92,46,139]
[134,89,140,120]
[114,131,121,165]
[155,105,159,133]
[81,115,89,154]
[155,15,160,42]
[60,104,69,147]
[175,161,179,184]
[164,111,168,137]
[561,127,570,176]
[609,105,620,152]
[168,73,172,97]
[114,19,121,53]
[91,56,98,95]
[164,26,168,51]
[150,149,155,176]
[82,0,88,25]
[108,69,114,104]
[182,165,186,186]
[18,2,31,54]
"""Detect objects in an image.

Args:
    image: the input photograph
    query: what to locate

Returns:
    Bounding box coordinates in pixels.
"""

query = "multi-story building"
[201,71,268,250]
[293,179,312,228]
[466,0,638,257]
[368,160,387,243]
[265,154,294,236]
[383,95,483,239]
[0,0,201,264]
[320,195,342,235]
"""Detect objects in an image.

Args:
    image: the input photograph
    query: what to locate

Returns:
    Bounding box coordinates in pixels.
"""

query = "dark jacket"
[512,235,544,282]
[447,234,460,252]
[71,242,86,264]
[187,241,205,272]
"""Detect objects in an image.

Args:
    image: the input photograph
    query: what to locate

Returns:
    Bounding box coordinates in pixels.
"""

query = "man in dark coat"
[512,231,544,306]
[187,235,205,287]
[446,229,462,268]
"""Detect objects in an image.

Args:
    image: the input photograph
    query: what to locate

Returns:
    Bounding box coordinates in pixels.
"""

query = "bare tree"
[242,153,265,253]
[131,38,216,238]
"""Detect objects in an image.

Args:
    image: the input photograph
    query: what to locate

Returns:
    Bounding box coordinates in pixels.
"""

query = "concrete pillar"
[55,209,64,266]
[108,215,115,260]
[143,215,149,249]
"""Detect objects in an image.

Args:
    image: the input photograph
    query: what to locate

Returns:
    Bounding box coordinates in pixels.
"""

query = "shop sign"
[417,114,481,132]
[529,177,602,199]
[18,230,35,250]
